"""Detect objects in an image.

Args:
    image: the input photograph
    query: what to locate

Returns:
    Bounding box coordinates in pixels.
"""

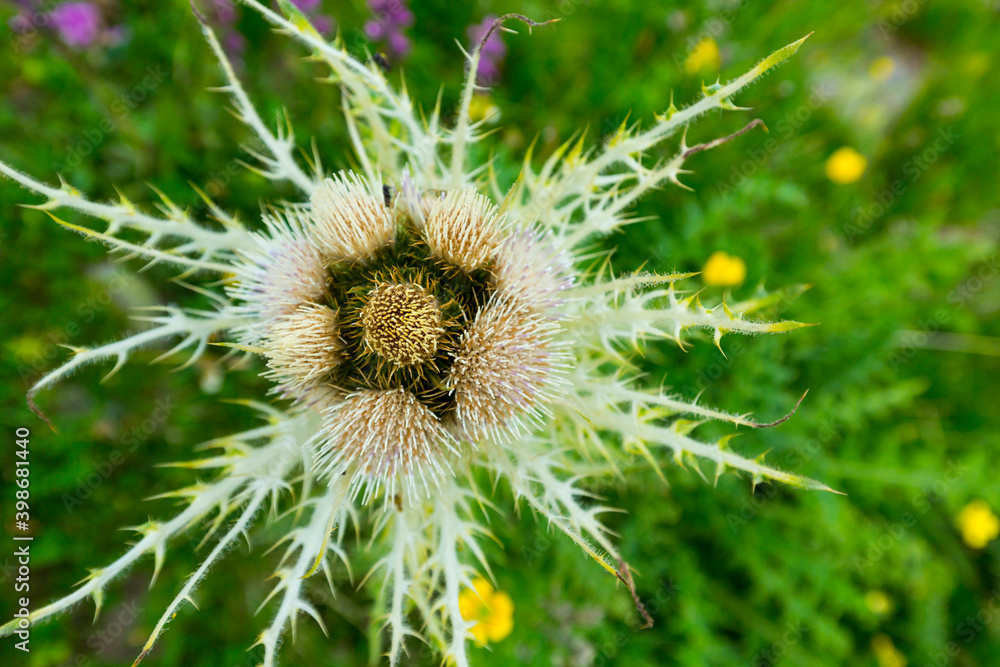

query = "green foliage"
[1,0,997,665]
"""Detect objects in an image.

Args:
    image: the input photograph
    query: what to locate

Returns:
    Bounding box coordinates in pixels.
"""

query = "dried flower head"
[0,4,832,666]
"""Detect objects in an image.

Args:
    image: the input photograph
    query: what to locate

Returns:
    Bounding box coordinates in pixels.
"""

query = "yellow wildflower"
[702,251,747,287]
[469,94,501,124]
[869,56,895,82]
[963,53,989,78]
[458,577,514,644]
[685,37,721,75]
[825,147,867,184]
[872,634,907,667]
[865,590,891,615]
[6,335,46,364]
[957,500,1000,549]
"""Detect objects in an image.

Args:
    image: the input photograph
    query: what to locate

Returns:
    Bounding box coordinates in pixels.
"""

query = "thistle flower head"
[0,6,830,666]
[230,166,572,498]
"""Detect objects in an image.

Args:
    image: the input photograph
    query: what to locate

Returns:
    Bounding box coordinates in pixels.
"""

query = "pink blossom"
[50,2,101,48]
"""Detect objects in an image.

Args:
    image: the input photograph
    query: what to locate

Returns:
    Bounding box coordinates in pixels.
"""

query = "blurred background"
[1,0,999,665]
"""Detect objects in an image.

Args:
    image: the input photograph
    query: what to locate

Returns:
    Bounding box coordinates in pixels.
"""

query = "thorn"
[713,461,726,487]
[91,588,104,624]
[669,173,694,192]
[713,328,727,356]
[722,297,736,320]
[665,89,677,119]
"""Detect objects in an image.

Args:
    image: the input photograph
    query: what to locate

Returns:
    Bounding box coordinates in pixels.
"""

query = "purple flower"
[467,16,507,84]
[311,15,334,35]
[50,2,101,48]
[369,0,413,27]
[290,0,335,35]
[387,30,410,58]
[365,0,413,59]
[213,0,238,25]
[467,16,506,61]
[475,58,501,84]
[208,0,245,61]
[9,13,33,35]
[225,30,246,56]
[363,19,383,40]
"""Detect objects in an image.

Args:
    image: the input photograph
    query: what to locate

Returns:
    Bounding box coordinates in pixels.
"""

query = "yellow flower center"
[360,282,445,366]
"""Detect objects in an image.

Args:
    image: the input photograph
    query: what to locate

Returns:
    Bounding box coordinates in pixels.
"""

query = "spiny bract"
[0,3,833,665]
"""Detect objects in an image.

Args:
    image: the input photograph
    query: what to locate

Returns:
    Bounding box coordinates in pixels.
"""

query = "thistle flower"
[0,4,832,665]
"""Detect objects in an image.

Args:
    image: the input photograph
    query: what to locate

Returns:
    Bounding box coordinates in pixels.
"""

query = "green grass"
[1,1,998,665]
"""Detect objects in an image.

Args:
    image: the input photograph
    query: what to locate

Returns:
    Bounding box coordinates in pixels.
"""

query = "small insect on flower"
[0,3,833,665]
